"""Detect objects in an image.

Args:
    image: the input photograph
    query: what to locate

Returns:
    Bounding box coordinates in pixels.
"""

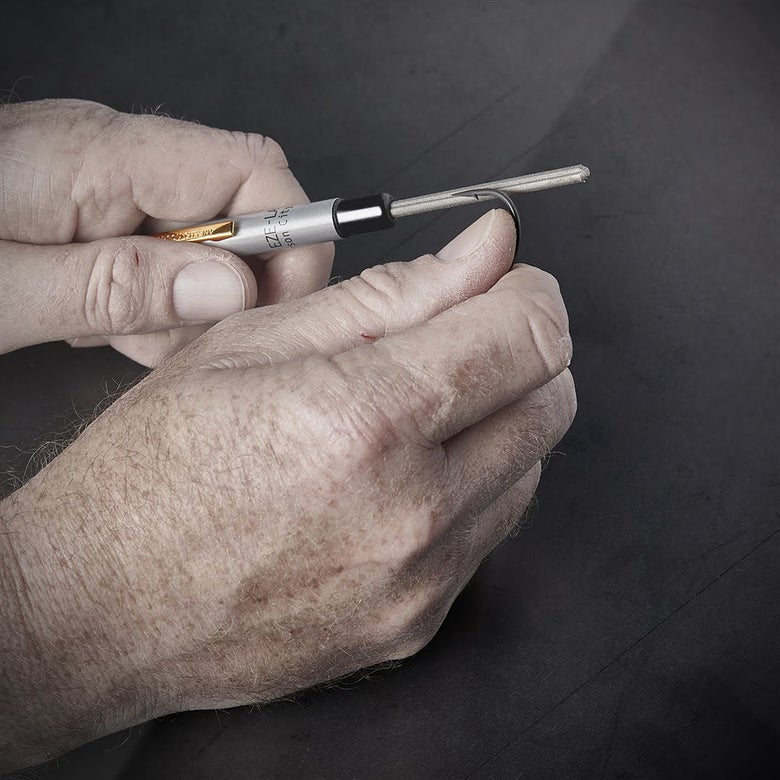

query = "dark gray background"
[1,1,778,777]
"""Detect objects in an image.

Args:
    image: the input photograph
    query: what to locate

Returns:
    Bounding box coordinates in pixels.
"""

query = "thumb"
[0,236,257,353]
[190,208,517,367]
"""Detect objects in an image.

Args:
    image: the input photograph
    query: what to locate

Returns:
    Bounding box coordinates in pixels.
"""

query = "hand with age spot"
[0,102,576,771]
[0,99,333,365]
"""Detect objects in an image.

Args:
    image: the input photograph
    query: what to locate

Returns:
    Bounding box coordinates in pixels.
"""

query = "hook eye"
[455,188,521,260]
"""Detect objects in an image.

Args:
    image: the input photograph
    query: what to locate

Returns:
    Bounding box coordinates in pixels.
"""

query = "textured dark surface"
[2,1,779,777]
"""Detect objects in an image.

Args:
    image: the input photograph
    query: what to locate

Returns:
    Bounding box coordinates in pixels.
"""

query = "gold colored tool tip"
[154,219,235,243]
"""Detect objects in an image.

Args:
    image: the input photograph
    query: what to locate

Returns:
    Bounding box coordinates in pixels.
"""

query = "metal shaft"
[389,164,589,218]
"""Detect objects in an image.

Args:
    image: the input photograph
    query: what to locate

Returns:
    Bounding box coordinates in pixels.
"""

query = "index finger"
[330,264,572,444]
[1,100,332,299]
[107,109,333,300]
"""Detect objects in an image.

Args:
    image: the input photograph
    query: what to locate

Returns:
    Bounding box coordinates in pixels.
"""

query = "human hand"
[0,99,333,365]
[0,208,575,767]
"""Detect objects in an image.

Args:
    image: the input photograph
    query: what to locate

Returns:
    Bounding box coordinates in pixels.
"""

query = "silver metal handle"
[202,199,341,254]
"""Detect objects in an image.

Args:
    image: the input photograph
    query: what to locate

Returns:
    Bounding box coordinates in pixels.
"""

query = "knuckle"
[258,135,290,169]
[320,376,402,463]
[523,288,569,341]
[503,284,571,375]
[531,370,578,443]
[324,349,439,452]
[391,631,437,660]
[554,368,578,429]
[339,262,406,319]
[514,264,564,300]
[379,592,442,660]
[84,240,148,334]
[233,130,289,170]
[389,499,451,567]
[526,459,543,488]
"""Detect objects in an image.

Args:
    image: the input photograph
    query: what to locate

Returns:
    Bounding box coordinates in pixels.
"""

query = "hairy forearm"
[0,466,152,771]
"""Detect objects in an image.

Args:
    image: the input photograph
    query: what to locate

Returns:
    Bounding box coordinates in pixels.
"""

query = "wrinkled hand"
[1,208,576,767]
[0,99,333,365]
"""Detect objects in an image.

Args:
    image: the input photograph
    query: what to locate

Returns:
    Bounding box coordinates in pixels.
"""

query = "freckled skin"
[0,103,577,771]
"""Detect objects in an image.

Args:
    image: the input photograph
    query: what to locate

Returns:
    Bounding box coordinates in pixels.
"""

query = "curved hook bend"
[455,188,521,261]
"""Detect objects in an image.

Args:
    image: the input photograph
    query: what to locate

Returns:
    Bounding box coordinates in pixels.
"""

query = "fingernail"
[173,261,246,321]
[436,209,496,261]
[69,336,110,348]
